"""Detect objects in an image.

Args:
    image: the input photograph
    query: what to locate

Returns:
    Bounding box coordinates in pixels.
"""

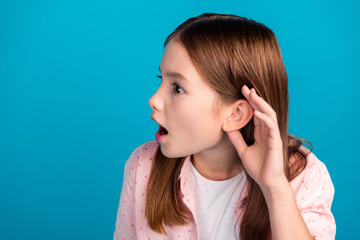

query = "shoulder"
[126,140,159,162]
[123,140,159,177]
[290,147,336,239]
[290,145,335,206]
[291,145,333,185]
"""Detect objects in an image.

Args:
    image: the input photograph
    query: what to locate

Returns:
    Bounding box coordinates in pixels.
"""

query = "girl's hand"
[227,85,286,189]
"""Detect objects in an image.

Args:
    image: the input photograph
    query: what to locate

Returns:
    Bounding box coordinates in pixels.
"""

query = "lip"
[150,115,156,122]
[151,115,168,142]
[150,115,165,129]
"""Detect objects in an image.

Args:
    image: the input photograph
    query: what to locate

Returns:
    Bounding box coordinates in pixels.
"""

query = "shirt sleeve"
[113,145,142,240]
[292,155,336,240]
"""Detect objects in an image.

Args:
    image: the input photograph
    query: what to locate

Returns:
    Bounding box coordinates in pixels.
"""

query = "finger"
[254,110,280,140]
[242,85,277,121]
[241,85,261,112]
[227,130,248,158]
[250,89,277,121]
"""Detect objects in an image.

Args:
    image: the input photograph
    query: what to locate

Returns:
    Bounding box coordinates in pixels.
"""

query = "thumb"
[227,130,248,159]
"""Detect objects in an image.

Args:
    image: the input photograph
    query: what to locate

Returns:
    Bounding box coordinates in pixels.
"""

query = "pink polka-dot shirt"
[113,140,336,239]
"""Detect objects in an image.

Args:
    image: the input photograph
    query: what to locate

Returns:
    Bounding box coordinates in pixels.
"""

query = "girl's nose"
[148,90,163,111]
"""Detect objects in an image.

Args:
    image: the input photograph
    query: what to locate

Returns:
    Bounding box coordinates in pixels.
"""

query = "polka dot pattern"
[113,141,336,240]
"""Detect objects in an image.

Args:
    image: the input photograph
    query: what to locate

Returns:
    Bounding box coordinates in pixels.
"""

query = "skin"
[149,39,313,239]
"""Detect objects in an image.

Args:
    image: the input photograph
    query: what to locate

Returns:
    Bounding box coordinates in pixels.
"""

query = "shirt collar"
[179,155,192,196]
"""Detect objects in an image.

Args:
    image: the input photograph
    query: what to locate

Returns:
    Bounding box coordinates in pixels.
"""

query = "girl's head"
[149,13,288,160]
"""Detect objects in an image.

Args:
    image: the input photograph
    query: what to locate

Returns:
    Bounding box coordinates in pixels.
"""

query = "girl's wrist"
[260,175,293,204]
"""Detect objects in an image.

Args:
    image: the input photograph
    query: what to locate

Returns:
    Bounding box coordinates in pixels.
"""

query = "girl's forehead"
[161,41,191,69]
[160,41,206,86]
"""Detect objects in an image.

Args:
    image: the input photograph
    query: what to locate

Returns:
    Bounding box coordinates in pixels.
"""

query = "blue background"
[0,0,359,239]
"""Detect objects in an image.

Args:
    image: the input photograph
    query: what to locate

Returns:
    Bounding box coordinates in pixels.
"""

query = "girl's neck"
[191,144,244,181]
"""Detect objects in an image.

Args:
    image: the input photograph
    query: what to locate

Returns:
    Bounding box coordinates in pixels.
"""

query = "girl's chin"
[160,146,188,159]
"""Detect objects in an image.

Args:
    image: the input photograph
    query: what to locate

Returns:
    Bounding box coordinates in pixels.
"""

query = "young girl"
[113,13,336,240]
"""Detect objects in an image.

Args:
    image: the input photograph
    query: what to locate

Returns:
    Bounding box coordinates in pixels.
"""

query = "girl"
[113,13,335,240]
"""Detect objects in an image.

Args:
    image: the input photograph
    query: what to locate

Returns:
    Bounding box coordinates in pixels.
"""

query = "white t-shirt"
[190,161,247,240]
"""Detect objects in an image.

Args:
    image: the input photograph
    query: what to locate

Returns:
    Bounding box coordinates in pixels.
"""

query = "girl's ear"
[222,99,254,132]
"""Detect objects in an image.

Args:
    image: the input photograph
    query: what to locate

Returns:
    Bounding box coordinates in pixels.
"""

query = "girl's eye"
[156,74,162,84]
[172,83,184,94]
[156,74,184,95]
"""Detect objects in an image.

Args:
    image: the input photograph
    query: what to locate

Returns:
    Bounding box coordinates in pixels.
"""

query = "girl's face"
[149,40,230,158]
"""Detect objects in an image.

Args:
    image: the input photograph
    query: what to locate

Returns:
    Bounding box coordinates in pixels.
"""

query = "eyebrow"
[158,66,188,83]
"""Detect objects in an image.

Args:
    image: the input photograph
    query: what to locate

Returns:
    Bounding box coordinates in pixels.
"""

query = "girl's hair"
[145,13,313,239]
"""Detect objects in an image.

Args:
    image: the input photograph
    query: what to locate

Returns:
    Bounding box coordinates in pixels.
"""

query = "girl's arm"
[113,147,140,239]
[261,153,335,240]
[261,176,313,240]
[227,85,334,240]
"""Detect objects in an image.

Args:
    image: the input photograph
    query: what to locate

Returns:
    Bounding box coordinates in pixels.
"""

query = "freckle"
[187,199,190,201]
[137,156,140,159]
[141,210,144,213]
[145,148,148,150]
[188,229,191,232]
[131,224,134,226]
[145,175,147,178]
[178,236,180,238]
[135,181,137,184]
[131,168,134,170]
[123,200,126,203]
[123,214,126,216]
[142,193,145,196]
[138,164,141,166]
[301,180,304,184]
[150,157,153,160]
[140,227,142,230]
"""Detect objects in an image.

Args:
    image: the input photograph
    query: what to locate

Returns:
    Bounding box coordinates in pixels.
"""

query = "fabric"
[113,140,336,240]
[190,160,246,239]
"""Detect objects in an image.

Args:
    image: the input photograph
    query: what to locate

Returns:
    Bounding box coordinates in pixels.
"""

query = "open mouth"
[159,125,168,135]
[155,124,168,142]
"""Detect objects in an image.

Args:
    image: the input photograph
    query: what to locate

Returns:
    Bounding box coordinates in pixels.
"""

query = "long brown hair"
[145,13,313,239]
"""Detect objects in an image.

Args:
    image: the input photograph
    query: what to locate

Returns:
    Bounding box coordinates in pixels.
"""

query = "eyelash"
[156,74,184,95]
